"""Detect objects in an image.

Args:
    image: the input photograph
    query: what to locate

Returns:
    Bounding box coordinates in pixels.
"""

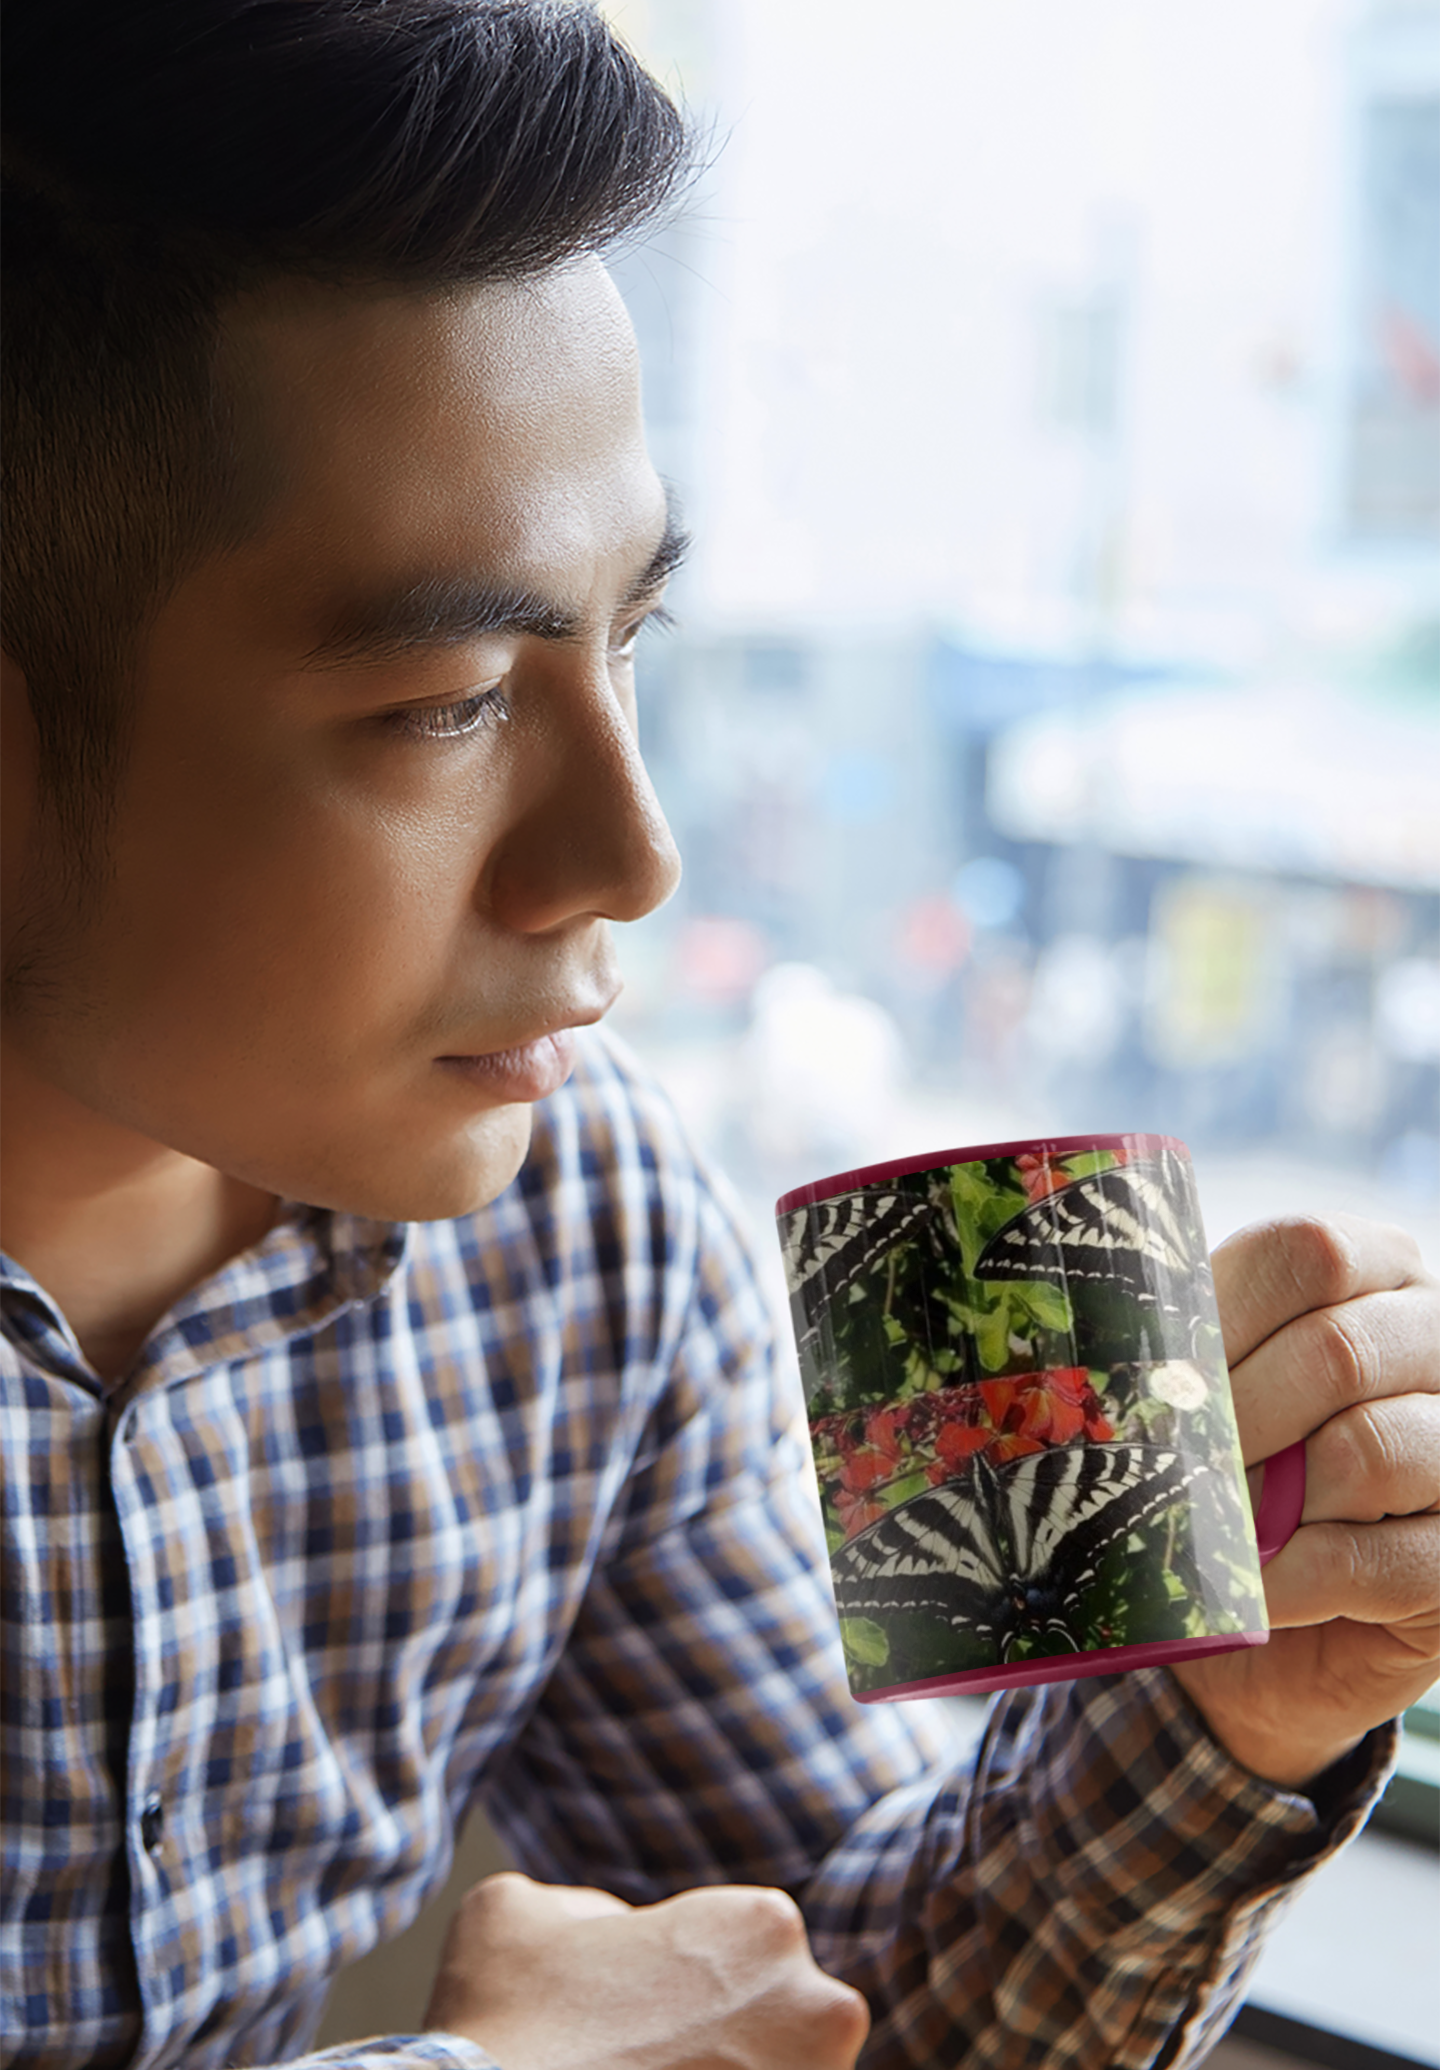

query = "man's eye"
[382,686,510,743]
[612,602,677,660]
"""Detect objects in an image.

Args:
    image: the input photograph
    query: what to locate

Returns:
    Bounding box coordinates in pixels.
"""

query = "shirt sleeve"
[471,1145,1401,2069]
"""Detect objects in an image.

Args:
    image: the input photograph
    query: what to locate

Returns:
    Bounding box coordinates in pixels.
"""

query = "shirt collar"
[0,1200,414,1402]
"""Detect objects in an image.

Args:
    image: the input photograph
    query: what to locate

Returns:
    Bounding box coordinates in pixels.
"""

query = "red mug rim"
[775,1132,1190,1216]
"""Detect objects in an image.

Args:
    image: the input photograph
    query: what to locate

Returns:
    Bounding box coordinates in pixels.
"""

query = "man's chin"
[276,1099,538,1226]
[400,1099,538,1224]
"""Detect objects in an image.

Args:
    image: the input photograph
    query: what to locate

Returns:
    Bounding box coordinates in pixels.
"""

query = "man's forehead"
[220,257,637,420]
[208,259,660,643]
[213,258,640,535]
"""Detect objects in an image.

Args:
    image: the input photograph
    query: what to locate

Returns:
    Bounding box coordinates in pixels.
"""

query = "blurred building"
[313,12,1440,2048]
[603,0,1439,1208]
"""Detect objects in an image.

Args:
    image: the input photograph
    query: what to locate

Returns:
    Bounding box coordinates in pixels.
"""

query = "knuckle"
[463,1869,529,1916]
[818,1979,872,2052]
[1308,1305,1369,1411]
[1333,1518,1372,1595]
[1279,1214,1362,1313]
[744,1884,807,1947]
[1317,1404,1391,1515]
[1386,1221,1427,1278]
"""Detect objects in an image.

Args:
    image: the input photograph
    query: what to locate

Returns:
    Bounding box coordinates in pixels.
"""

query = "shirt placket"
[109,1388,196,2069]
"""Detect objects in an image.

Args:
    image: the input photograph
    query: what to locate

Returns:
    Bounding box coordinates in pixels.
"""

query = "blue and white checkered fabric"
[1,1027,1396,2069]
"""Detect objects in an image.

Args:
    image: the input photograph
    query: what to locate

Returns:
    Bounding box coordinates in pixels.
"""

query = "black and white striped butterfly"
[831,1441,1208,1659]
[779,1182,949,1370]
[973,1153,1211,1320]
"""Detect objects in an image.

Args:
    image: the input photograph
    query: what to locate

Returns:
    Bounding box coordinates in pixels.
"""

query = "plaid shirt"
[1,1027,1396,2070]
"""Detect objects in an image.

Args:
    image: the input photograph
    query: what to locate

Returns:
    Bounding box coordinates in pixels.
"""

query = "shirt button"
[139,1792,165,1854]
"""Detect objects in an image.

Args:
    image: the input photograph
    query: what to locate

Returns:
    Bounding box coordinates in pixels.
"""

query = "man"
[1,4,1436,2066]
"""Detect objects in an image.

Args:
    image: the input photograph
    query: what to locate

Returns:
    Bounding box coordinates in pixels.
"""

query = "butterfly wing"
[831,1456,1009,1641]
[973,1157,1209,1317]
[833,1442,1209,1662]
[779,1186,942,1370]
[1002,1441,1209,1604]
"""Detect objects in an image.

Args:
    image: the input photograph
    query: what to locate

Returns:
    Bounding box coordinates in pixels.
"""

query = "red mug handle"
[1254,1439,1307,1565]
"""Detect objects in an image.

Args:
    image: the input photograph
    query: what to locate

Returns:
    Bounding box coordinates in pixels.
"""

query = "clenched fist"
[424,1870,870,2070]
[1174,1211,1440,1789]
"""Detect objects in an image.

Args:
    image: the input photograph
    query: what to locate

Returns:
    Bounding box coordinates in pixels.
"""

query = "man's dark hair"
[1,0,690,874]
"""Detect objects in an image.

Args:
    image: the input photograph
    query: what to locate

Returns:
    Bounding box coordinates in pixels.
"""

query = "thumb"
[467,1869,633,1926]
[545,1882,634,1923]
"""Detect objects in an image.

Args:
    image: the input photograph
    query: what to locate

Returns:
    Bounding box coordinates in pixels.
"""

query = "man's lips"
[435,1030,579,1102]
[435,990,620,1102]
[437,991,619,1066]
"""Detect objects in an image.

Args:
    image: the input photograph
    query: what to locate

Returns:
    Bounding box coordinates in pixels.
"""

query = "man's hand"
[423,1870,870,2070]
[1172,1212,1440,1791]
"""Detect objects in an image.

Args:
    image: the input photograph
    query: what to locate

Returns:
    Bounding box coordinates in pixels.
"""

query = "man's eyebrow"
[296,494,691,673]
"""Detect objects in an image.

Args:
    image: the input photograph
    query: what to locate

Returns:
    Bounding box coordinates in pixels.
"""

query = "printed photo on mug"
[776,1133,1274,1702]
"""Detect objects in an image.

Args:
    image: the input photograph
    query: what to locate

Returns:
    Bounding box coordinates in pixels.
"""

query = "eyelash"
[385,685,510,743]
[383,605,677,743]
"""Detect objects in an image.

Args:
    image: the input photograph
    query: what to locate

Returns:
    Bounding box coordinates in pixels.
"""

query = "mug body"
[776,1133,1269,1701]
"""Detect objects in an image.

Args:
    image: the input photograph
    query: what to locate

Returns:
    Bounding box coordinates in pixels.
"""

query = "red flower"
[835,1411,866,1456]
[988,1430,1047,1461]
[864,1404,911,1453]
[934,1420,991,1472]
[1016,1147,1130,1202]
[819,1366,1115,1543]
[1015,1152,1068,1202]
[836,1487,889,1537]
[902,1392,942,1445]
[836,1402,913,1495]
[837,1446,892,1492]
[977,1368,1114,1447]
[933,1389,983,1428]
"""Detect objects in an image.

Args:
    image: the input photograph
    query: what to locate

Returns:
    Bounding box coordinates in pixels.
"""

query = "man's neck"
[1,1035,279,1386]
[4,1191,281,1388]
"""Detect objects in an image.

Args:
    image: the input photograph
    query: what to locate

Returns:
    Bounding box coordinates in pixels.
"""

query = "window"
[605,0,1440,1951]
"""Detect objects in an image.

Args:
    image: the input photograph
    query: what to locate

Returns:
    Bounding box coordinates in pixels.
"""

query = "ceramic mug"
[776,1133,1304,1702]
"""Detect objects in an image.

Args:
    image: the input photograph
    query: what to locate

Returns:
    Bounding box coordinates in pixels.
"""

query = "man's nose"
[481,654,682,935]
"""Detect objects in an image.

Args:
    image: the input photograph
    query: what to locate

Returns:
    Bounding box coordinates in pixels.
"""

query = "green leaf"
[1010,1280,1073,1333]
[939,1294,987,1331]
[882,1470,932,1508]
[901,1351,945,1396]
[975,1302,1014,1372]
[948,1163,992,1277]
[1061,1149,1119,1181]
[974,1182,1031,1241]
[839,1616,890,1667]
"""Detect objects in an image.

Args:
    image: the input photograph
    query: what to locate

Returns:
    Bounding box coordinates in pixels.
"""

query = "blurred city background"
[597,0,1440,1346]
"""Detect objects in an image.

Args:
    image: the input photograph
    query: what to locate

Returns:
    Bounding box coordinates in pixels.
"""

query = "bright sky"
[608,0,1391,653]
